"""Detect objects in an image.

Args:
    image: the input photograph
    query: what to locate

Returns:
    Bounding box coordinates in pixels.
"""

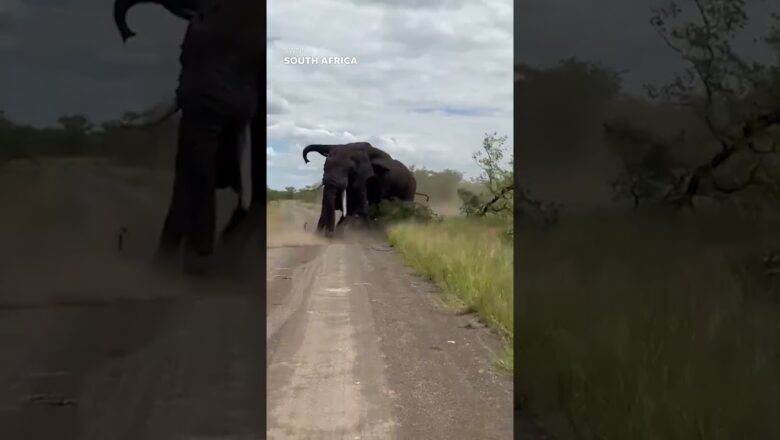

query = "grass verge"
[387,217,513,371]
[518,211,780,439]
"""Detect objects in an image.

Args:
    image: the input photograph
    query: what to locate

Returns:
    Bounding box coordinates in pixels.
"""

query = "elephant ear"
[355,151,376,182]
[371,157,394,174]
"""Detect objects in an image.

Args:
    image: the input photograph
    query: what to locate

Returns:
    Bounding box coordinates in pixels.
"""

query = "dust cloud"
[266,201,330,248]
[0,158,247,308]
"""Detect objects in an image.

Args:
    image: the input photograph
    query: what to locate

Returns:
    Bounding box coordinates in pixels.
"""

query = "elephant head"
[114,0,197,42]
[304,143,392,234]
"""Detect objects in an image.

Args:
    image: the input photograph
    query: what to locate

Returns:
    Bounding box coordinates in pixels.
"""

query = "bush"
[369,199,442,225]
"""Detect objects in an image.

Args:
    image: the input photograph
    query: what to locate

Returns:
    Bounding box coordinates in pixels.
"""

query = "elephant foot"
[337,215,369,231]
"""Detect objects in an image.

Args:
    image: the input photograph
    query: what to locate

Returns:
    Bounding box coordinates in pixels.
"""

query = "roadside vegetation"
[267,185,320,205]
[387,133,516,371]
[266,200,286,234]
[516,1,780,438]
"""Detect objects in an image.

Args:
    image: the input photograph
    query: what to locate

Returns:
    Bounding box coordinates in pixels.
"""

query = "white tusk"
[122,96,179,129]
[237,122,252,210]
[342,188,347,217]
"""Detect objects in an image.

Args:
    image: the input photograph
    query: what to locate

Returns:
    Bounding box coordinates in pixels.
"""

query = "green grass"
[517,211,780,440]
[388,217,514,371]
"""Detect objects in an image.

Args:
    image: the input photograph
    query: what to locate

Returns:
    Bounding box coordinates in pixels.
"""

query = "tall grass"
[388,217,513,369]
[518,211,780,439]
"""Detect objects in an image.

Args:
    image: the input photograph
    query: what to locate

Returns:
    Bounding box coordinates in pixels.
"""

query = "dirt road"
[0,161,514,439]
[0,160,266,439]
[266,203,513,439]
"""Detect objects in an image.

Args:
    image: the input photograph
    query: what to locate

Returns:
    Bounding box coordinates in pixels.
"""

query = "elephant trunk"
[122,96,179,129]
[317,185,339,234]
[114,0,146,42]
[302,144,333,164]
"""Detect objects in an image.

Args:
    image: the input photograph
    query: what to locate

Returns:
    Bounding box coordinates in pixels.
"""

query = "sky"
[2,0,775,189]
[515,0,778,95]
[266,0,513,189]
[0,0,185,127]
[514,0,778,204]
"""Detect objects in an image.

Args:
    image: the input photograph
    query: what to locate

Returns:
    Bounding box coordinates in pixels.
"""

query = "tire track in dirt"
[266,202,513,439]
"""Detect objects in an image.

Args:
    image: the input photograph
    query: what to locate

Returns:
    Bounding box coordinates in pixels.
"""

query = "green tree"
[458,132,515,217]
[621,0,780,207]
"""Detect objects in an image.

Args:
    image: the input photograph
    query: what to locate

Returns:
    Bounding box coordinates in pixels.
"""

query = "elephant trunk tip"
[121,31,136,43]
[302,144,332,164]
[113,0,141,43]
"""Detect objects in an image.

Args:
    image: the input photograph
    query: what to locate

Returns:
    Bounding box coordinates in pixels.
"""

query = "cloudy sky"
[266,0,513,189]
[3,0,775,190]
[0,0,185,127]
[515,0,778,94]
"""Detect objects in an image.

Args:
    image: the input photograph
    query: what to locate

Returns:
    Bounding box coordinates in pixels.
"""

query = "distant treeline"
[516,9,780,212]
[266,185,321,204]
[267,166,488,206]
[0,110,179,169]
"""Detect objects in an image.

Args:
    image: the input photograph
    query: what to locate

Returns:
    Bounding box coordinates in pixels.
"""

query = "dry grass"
[266,201,286,233]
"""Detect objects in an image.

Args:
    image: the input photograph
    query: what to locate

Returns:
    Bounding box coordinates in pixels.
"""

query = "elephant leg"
[336,213,348,228]
[214,203,248,276]
[214,118,264,278]
[177,108,221,274]
[155,152,186,262]
[353,185,370,221]
[221,203,248,241]
[215,202,264,278]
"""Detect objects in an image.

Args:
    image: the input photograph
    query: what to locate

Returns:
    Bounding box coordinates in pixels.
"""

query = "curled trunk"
[114,0,146,41]
[302,144,333,163]
[114,0,195,42]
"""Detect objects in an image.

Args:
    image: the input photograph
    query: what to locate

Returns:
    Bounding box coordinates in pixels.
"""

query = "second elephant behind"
[366,157,417,205]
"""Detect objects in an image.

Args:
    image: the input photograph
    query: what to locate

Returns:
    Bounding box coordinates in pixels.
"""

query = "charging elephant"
[302,142,393,234]
[114,0,264,275]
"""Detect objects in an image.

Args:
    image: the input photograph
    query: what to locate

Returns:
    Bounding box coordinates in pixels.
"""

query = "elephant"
[114,0,264,275]
[302,142,393,234]
[367,158,417,205]
[302,142,430,233]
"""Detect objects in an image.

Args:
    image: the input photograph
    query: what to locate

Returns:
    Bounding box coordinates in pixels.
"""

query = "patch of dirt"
[0,158,267,439]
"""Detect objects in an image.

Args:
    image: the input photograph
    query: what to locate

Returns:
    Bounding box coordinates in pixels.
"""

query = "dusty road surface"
[0,159,266,439]
[266,203,514,439]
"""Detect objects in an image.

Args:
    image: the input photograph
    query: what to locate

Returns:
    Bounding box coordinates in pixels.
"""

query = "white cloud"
[267,0,513,189]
